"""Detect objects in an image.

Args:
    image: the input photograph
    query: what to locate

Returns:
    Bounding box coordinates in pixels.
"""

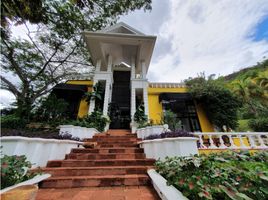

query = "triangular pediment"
[99,22,145,35]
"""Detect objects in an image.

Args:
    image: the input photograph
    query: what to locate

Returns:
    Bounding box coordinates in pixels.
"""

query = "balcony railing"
[194,132,268,150]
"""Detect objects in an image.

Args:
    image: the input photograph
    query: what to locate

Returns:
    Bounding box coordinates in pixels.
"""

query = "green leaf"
[235,193,253,200]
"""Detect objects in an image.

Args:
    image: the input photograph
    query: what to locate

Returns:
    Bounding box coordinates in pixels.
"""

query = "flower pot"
[1,185,38,200]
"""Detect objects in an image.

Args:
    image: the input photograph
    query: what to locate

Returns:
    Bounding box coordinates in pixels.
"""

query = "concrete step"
[40,174,150,188]
[71,147,144,154]
[66,153,146,160]
[47,159,155,167]
[39,166,152,176]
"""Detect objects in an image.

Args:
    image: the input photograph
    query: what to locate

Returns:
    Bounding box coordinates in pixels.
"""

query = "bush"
[1,115,27,129]
[1,155,36,189]
[162,110,182,131]
[185,74,242,130]
[156,151,268,200]
[144,130,195,140]
[134,104,148,127]
[72,110,110,132]
[249,118,268,132]
[54,133,81,141]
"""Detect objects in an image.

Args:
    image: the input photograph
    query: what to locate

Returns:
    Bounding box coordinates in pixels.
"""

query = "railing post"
[208,135,217,148]
[257,135,267,148]
[218,134,226,149]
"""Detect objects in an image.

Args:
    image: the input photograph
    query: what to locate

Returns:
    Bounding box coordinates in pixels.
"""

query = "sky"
[1,0,268,108]
[121,0,268,82]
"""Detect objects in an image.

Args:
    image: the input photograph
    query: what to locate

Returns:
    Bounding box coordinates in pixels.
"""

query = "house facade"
[52,22,214,132]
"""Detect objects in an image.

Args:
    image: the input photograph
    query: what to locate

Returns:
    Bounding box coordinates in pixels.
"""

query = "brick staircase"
[39,129,155,188]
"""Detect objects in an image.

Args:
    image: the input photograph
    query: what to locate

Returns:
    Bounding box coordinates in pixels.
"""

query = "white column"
[131,87,136,120]
[141,61,146,79]
[107,55,112,72]
[95,59,101,72]
[143,86,149,118]
[103,79,111,116]
[88,59,101,114]
[131,57,136,79]
[88,79,98,114]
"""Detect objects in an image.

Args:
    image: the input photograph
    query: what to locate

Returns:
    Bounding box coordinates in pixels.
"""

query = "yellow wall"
[195,104,214,132]
[66,80,93,118]
[147,87,214,132]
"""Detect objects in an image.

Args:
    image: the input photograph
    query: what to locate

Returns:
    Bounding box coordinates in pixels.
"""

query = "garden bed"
[155,151,268,200]
[1,128,59,139]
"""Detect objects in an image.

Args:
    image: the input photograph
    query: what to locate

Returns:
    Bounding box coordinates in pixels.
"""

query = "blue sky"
[254,16,268,41]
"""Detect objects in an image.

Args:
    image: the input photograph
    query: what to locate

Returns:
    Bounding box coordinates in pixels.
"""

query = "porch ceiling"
[82,31,156,74]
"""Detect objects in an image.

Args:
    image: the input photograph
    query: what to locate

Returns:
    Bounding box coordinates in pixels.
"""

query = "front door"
[109,71,131,129]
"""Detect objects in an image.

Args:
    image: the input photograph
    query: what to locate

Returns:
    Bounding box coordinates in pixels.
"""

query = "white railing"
[194,132,268,150]
[136,125,169,139]
[149,82,185,88]
[1,136,82,168]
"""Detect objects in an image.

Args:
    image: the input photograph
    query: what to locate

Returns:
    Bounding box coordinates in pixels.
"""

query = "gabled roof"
[98,22,145,36]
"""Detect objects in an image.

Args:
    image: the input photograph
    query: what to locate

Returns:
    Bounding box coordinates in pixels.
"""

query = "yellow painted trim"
[195,104,215,132]
[65,80,93,118]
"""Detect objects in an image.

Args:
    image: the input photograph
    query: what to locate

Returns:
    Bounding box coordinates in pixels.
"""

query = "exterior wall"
[195,104,214,132]
[66,80,93,118]
[147,87,214,132]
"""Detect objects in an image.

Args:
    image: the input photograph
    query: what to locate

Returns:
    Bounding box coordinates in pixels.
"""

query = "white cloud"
[149,0,268,82]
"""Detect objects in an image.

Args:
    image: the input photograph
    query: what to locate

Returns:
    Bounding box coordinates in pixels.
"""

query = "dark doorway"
[52,83,87,119]
[109,71,131,129]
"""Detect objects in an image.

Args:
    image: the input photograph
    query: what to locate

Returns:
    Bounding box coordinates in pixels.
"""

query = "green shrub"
[1,115,27,129]
[249,118,268,132]
[72,110,110,132]
[236,119,252,132]
[134,104,148,127]
[1,155,36,189]
[156,151,268,200]
[162,110,182,131]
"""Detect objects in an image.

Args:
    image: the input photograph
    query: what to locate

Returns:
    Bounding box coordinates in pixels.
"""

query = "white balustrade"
[194,132,268,150]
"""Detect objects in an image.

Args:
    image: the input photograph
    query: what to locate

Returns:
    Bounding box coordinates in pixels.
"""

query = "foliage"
[1,114,27,129]
[226,59,268,125]
[236,120,252,132]
[156,151,268,200]
[134,104,148,127]
[83,82,104,111]
[55,132,80,141]
[1,0,152,119]
[185,73,242,130]
[1,155,36,189]
[162,110,182,131]
[72,110,110,132]
[248,118,268,132]
[144,130,195,140]
[33,94,69,124]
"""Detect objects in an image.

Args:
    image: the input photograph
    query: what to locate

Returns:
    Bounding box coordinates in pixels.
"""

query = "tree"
[0,0,152,119]
[185,74,242,130]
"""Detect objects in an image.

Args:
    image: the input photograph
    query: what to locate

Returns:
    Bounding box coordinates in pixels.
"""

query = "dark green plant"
[83,82,104,111]
[72,110,110,132]
[33,94,69,123]
[156,151,268,200]
[1,114,27,129]
[134,104,148,127]
[162,110,182,131]
[185,73,242,130]
[249,118,268,132]
[1,155,36,189]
